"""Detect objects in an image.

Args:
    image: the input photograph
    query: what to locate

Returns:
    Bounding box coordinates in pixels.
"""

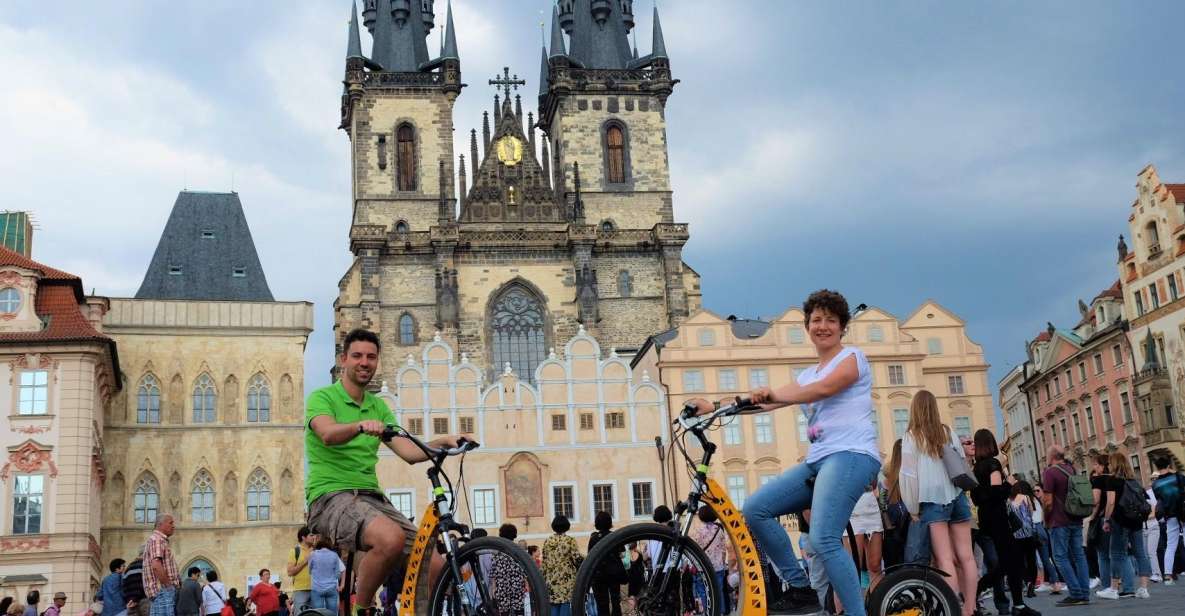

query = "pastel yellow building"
[633,302,994,505]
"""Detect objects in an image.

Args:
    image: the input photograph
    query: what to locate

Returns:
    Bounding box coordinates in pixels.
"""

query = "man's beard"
[351,366,374,386]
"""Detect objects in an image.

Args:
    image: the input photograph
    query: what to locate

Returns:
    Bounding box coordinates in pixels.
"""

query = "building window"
[459,417,474,433]
[893,408,909,439]
[168,265,183,276]
[245,468,271,521]
[472,487,497,526]
[698,329,716,346]
[396,123,416,191]
[137,375,162,424]
[0,287,20,313]
[1171,276,1180,301]
[954,416,972,438]
[749,368,769,388]
[1091,354,1102,375]
[552,414,567,431]
[870,412,880,444]
[1051,422,1060,445]
[190,470,215,523]
[490,285,547,383]
[18,369,48,415]
[600,220,615,233]
[246,374,271,422]
[1084,405,1095,436]
[1131,455,1142,481]
[724,417,742,445]
[1135,292,1144,316]
[605,124,627,183]
[1120,391,1132,424]
[726,475,747,508]
[407,417,423,435]
[192,374,217,424]
[1043,383,1051,402]
[1166,404,1176,427]
[797,414,808,442]
[947,375,965,395]
[868,326,884,342]
[605,412,625,430]
[201,230,216,240]
[133,474,159,524]
[579,413,594,431]
[759,474,777,487]
[387,490,414,517]
[1112,344,1123,366]
[1150,284,1161,310]
[1064,370,1072,390]
[1101,398,1113,431]
[755,415,773,444]
[617,270,632,298]
[592,483,616,519]
[1077,362,1087,383]
[718,369,738,391]
[630,481,654,518]
[394,220,409,234]
[1059,418,1069,444]
[433,417,449,435]
[1072,413,1082,442]
[12,475,44,535]
[788,327,804,344]
[399,313,415,345]
[682,370,705,393]
[232,267,246,278]
[927,338,943,354]
[887,365,905,386]
[552,484,575,521]
[1054,377,1062,396]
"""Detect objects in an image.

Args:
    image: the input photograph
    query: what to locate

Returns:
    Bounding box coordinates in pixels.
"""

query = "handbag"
[940,431,979,491]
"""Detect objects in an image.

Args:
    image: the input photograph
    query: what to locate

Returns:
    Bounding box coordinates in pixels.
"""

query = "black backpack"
[122,558,146,603]
[1114,478,1152,530]
[589,531,629,585]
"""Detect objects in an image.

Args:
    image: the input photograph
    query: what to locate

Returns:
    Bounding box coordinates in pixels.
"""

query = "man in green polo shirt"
[305,328,461,616]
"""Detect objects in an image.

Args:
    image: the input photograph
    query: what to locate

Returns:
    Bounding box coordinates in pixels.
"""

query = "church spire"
[441,0,459,60]
[549,6,567,59]
[470,129,480,182]
[564,0,633,69]
[538,46,550,96]
[370,0,396,69]
[651,4,668,59]
[482,111,491,149]
[346,1,364,61]
[370,0,432,71]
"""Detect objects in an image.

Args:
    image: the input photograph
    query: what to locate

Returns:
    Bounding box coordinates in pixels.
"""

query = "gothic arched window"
[192,374,217,424]
[605,124,627,184]
[618,270,632,298]
[190,470,215,523]
[137,375,161,424]
[394,220,409,234]
[396,124,416,191]
[489,285,547,382]
[133,473,160,524]
[246,374,271,423]
[399,313,416,345]
[246,468,271,521]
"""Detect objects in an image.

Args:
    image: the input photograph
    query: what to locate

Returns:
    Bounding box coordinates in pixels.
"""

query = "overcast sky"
[3,1,1184,419]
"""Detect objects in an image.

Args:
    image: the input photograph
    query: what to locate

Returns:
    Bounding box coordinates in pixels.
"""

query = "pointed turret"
[549,6,567,59]
[538,46,550,96]
[458,154,468,213]
[346,1,365,61]
[541,139,552,190]
[482,111,491,148]
[528,112,536,155]
[651,5,668,59]
[566,0,633,69]
[441,0,459,60]
[469,129,480,182]
[370,0,396,69]
[371,0,432,71]
[494,94,502,125]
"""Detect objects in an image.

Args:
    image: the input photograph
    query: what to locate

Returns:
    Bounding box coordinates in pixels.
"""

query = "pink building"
[1020,282,1150,481]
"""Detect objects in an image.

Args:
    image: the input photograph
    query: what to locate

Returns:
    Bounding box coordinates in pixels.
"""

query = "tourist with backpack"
[588,512,626,616]
[1040,445,1093,606]
[1151,456,1184,583]
[1087,455,1133,598]
[1099,453,1152,599]
[285,527,316,613]
[121,553,147,616]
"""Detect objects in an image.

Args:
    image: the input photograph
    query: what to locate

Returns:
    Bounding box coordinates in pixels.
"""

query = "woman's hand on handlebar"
[428,435,467,450]
[749,386,775,405]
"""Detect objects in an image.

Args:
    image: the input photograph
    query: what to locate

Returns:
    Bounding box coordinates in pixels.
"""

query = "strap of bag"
[211,585,225,602]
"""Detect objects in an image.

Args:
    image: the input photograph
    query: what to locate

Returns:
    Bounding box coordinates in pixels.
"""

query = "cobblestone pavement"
[998,579,1185,614]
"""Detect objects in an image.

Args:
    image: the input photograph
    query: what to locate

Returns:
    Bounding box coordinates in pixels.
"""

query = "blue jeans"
[1111,524,1151,580]
[743,450,881,616]
[549,604,571,616]
[310,589,337,613]
[1050,524,1091,600]
[1096,525,1134,591]
[149,587,176,616]
[904,517,931,565]
[1035,523,1060,584]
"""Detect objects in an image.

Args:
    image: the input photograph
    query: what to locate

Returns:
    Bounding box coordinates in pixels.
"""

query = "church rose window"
[247,374,271,422]
[192,374,217,423]
[190,470,215,523]
[397,124,416,191]
[246,468,271,521]
[490,286,547,383]
[138,375,161,424]
[606,125,626,183]
[134,473,160,524]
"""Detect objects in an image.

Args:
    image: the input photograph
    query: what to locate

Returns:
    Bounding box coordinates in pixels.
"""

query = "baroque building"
[100,191,314,589]
[334,0,698,386]
[0,245,120,604]
[998,363,1039,483]
[632,302,995,510]
[1117,164,1185,468]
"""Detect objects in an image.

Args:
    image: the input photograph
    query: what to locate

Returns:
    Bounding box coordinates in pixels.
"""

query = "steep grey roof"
[369,0,432,71]
[135,191,274,302]
[549,6,567,59]
[565,0,633,69]
[650,5,667,59]
[346,1,364,59]
[441,0,458,60]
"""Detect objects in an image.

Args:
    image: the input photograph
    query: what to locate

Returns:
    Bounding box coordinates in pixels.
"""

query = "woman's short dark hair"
[1094,454,1110,471]
[498,523,518,540]
[696,506,718,524]
[803,290,851,330]
[594,511,613,533]
[342,328,381,355]
[652,505,672,524]
[206,570,219,583]
[551,515,571,534]
[471,528,488,538]
[973,428,999,459]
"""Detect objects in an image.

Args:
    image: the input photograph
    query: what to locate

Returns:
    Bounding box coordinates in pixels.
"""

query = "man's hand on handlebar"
[357,419,386,436]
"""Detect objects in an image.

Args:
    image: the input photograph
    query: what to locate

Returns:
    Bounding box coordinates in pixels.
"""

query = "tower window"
[617,270,632,298]
[605,124,626,183]
[201,230,216,239]
[232,267,246,278]
[169,265,183,276]
[395,220,410,234]
[396,123,416,191]
[399,313,416,345]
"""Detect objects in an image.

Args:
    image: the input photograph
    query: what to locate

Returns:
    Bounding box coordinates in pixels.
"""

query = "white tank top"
[798,346,881,465]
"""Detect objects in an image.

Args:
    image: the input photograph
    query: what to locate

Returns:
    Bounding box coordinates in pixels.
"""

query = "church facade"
[334,0,699,385]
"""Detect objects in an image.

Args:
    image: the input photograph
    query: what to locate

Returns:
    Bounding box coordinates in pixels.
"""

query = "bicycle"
[570,398,960,616]
[304,425,549,616]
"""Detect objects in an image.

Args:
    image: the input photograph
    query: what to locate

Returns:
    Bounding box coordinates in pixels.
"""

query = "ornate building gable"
[383,327,667,450]
[1,439,58,480]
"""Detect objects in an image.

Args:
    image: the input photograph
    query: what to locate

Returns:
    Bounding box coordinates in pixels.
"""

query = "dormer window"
[0,287,20,314]
[168,265,183,276]
[201,230,216,240]
[232,267,247,278]
[1096,306,1105,325]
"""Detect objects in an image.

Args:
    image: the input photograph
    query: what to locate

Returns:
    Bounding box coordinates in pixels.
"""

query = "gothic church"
[335,0,700,382]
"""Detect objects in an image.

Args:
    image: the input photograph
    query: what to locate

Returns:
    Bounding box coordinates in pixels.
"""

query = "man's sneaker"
[1118,590,1135,599]
[1095,588,1119,600]
[1034,583,1053,593]
[1089,578,1101,589]
[1054,597,1089,607]
[1150,574,1162,583]
[767,585,821,615]
[1013,605,1042,616]
[1134,587,1150,599]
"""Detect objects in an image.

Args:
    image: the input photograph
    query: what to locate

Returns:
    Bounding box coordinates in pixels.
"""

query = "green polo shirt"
[304,381,399,505]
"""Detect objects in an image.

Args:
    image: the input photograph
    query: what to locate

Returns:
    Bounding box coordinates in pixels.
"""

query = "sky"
[2,0,1184,423]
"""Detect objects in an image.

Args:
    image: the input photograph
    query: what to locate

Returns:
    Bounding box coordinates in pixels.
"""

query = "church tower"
[334,0,699,385]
